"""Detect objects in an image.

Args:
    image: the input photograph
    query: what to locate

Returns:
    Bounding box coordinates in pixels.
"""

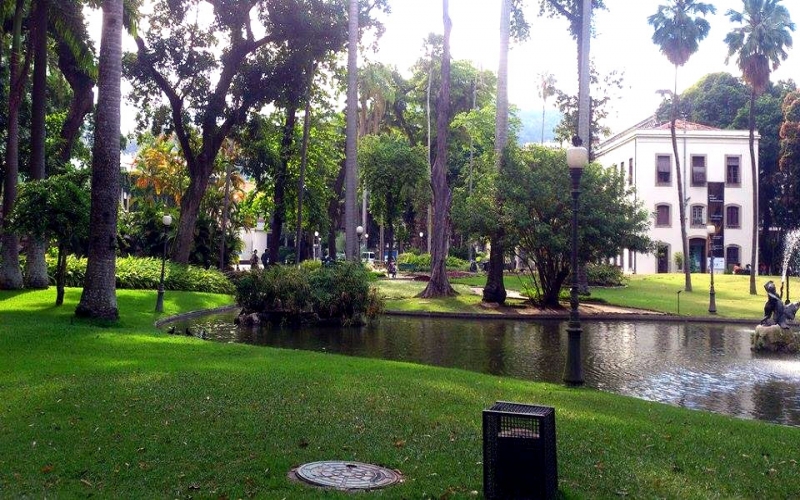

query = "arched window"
[655,204,671,227]
[690,204,706,227]
[725,205,741,229]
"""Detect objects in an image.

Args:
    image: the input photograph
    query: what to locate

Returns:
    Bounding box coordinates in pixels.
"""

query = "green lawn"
[446,272,781,320]
[2,287,800,498]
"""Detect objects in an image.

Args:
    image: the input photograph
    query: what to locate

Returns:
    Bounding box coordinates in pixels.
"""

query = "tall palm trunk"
[25,0,50,289]
[483,0,511,304]
[344,0,359,260]
[0,0,27,290]
[295,65,314,265]
[419,0,455,298]
[75,0,123,320]
[671,108,691,292]
[748,88,758,295]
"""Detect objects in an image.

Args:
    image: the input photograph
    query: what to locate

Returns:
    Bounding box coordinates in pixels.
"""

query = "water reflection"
[169,313,800,426]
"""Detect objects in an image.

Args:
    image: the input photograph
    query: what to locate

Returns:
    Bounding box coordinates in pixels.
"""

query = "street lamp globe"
[356,225,364,237]
[162,214,173,227]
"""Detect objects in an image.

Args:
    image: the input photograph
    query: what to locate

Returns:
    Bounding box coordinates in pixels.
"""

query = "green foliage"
[46,256,235,294]
[8,173,90,254]
[396,253,470,271]
[674,251,685,271]
[585,263,626,287]
[234,262,383,325]
[498,145,651,307]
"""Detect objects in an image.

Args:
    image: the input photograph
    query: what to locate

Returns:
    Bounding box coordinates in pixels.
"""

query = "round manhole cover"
[293,461,402,490]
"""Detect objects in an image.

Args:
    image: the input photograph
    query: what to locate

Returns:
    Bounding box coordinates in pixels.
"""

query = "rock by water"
[752,324,800,353]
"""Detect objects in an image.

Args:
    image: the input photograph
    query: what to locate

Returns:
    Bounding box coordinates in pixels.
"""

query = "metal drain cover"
[293,461,402,490]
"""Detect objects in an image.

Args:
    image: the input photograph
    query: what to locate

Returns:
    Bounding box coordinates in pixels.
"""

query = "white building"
[594,118,759,275]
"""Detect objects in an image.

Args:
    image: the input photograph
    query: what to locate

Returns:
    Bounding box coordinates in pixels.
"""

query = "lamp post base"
[563,325,584,385]
[708,290,717,314]
[155,287,165,313]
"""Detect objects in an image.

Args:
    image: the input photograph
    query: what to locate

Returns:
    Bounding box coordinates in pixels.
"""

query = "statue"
[761,280,800,329]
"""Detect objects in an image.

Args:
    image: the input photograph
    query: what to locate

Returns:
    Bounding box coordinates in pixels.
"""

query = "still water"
[169,313,800,426]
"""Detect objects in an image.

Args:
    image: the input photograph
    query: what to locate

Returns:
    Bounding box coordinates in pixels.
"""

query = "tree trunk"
[326,161,346,260]
[483,0,511,304]
[671,89,692,292]
[75,0,123,320]
[418,0,455,298]
[0,0,28,290]
[344,0,359,261]
[749,88,758,295]
[295,65,314,265]
[56,244,66,306]
[269,105,298,265]
[25,0,50,289]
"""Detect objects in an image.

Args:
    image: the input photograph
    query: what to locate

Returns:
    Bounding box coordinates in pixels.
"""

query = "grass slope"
[1,288,799,498]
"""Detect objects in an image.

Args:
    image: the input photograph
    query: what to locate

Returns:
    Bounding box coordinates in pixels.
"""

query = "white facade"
[594,119,759,275]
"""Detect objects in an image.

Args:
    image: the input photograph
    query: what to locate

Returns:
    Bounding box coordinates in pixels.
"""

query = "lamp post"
[564,137,587,386]
[419,231,425,253]
[155,214,173,313]
[314,231,319,260]
[707,223,717,314]
[356,225,364,262]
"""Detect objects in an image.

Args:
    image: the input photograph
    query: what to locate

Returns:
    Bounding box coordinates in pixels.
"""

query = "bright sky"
[372,0,800,135]
[89,0,800,138]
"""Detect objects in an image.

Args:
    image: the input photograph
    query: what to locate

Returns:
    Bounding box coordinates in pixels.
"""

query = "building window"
[691,205,706,227]
[726,156,741,186]
[726,246,741,269]
[726,205,741,228]
[655,204,671,227]
[656,155,671,185]
[628,159,634,185]
[691,155,706,186]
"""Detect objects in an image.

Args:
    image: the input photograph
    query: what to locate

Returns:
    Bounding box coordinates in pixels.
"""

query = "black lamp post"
[314,231,319,260]
[707,223,717,314]
[564,137,587,386]
[155,214,173,313]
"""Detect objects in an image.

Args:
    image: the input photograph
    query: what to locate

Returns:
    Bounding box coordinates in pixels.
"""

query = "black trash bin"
[483,401,557,500]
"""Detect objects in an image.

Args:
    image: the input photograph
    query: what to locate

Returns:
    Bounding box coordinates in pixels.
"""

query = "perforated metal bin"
[483,402,557,500]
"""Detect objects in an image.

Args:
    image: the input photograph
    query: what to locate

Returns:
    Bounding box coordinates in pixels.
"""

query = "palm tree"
[725,0,794,295]
[482,0,511,305]
[0,0,28,290]
[75,0,124,320]
[649,0,716,293]
[345,0,359,260]
[25,0,50,289]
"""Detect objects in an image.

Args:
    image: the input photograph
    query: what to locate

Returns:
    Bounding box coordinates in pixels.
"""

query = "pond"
[167,312,800,427]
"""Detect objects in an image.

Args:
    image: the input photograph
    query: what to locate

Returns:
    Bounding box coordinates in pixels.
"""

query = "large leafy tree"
[9,173,89,306]
[500,146,651,308]
[649,0,716,294]
[359,133,427,263]
[76,0,124,320]
[127,0,385,264]
[725,0,795,294]
[779,91,800,231]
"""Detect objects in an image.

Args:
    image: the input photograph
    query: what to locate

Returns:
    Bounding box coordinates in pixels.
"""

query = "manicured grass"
[447,272,781,320]
[2,287,800,498]
[379,280,511,314]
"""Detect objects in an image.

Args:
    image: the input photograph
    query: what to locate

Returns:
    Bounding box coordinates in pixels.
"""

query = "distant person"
[261,249,269,268]
[388,259,397,279]
[250,250,259,270]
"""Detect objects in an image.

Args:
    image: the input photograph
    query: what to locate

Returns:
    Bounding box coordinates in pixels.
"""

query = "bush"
[396,252,470,271]
[586,263,626,287]
[47,256,235,294]
[234,262,384,326]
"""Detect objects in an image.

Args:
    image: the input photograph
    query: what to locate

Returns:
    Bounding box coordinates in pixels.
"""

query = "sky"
[370,0,800,135]
[89,0,800,139]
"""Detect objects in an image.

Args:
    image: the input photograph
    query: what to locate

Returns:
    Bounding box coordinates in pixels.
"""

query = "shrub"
[234,262,384,325]
[396,252,470,271]
[586,263,626,287]
[46,256,235,294]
